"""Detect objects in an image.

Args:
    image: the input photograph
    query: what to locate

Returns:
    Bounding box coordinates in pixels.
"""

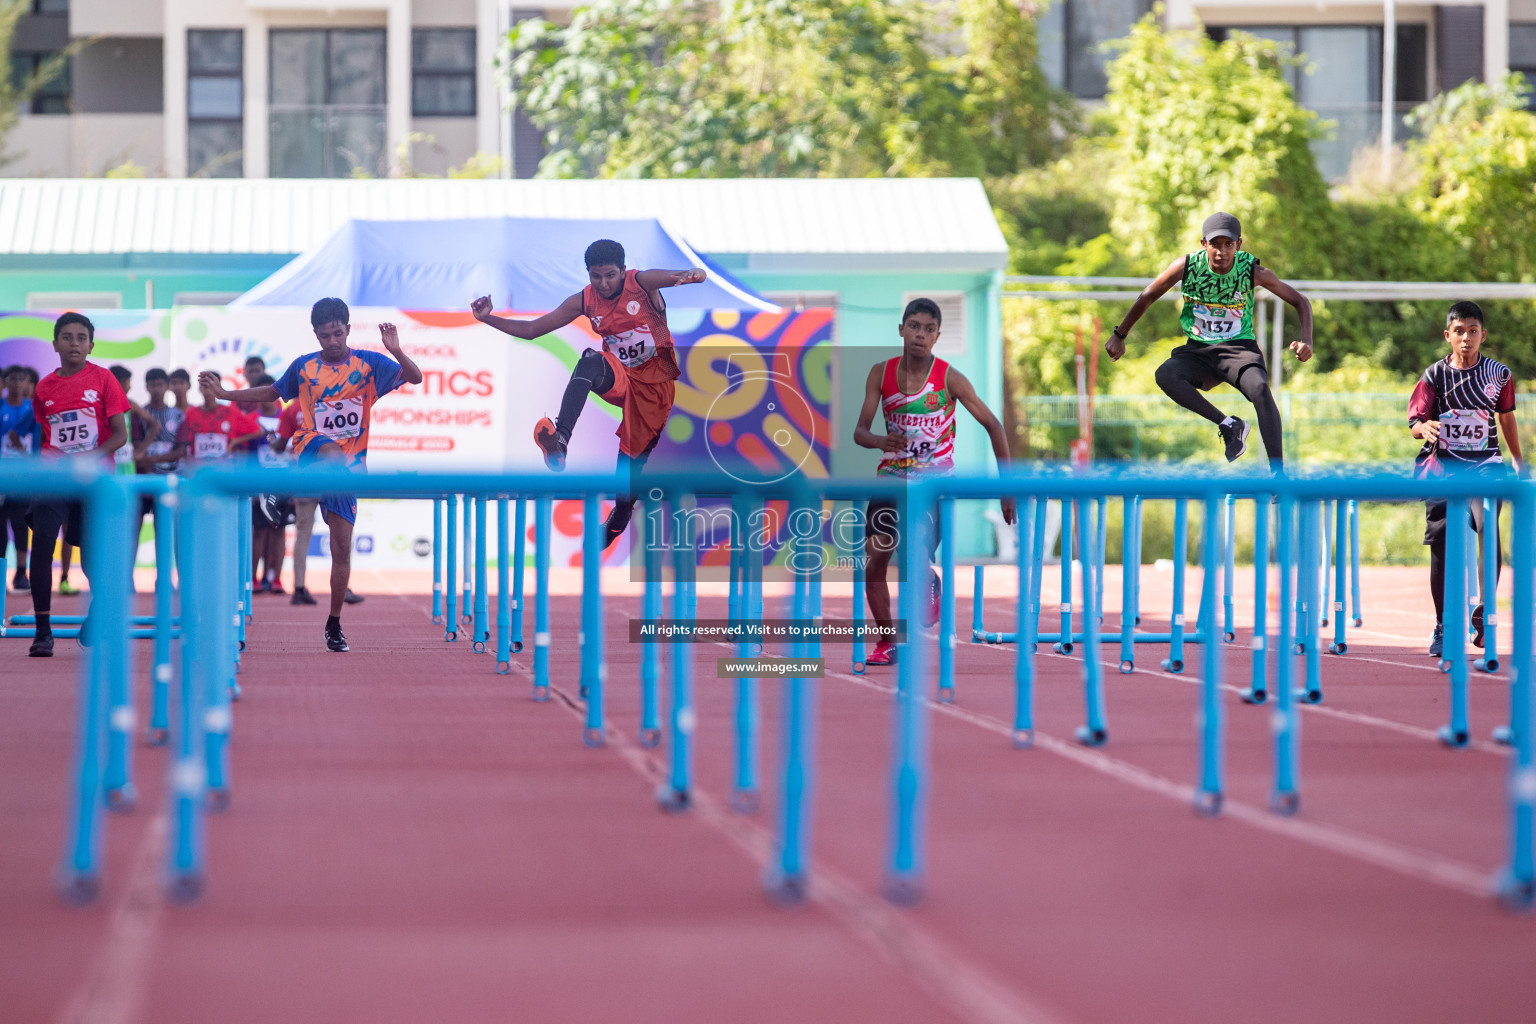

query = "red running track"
[2,566,1535,1024]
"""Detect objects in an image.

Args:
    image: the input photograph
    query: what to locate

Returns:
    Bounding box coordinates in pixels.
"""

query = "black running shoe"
[12,570,28,592]
[1428,623,1444,658]
[290,586,318,606]
[1472,604,1485,649]
[325,621,349,652]
[257,494,282,528]
[343,588,365,605]
[1218,417,1251,462]
[29,633,53,657]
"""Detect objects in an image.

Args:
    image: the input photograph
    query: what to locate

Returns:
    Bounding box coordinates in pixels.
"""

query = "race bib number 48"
[1441,408,1492,451]
[316,397,365,441]
[47,410,99,454]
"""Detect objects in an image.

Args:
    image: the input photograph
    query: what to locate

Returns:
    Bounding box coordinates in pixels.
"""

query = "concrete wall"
[407,118,479,174]
[71,0,163,36]
[6,114,165,177]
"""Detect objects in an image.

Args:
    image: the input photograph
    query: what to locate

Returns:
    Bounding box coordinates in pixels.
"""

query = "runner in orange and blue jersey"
[200,298,422,652]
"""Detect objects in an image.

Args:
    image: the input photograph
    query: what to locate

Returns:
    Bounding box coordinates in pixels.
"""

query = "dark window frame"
[187,28,245,177]
[411,28,476,117]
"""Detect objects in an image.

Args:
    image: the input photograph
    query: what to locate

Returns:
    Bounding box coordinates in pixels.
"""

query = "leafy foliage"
[506,0,1069,178]
[0,1,84,168]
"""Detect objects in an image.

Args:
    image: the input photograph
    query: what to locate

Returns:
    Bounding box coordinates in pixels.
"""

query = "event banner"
[0,306,834,570]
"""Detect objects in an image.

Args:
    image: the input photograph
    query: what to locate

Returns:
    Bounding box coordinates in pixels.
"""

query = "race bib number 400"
[194,432,229,460]
[315,397,365,441]
[47,410,99,454]
[1441,408,1492,451]
[605,329,655,368]
[1189,303,1243,339]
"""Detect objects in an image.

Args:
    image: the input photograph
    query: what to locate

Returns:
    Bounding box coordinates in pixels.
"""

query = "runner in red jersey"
[176,374,262,464]
[25,312,131,657]
[470,238,706,548]
[852,298,1015,667]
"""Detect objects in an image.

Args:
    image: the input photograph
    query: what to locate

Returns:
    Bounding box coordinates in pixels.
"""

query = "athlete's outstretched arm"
[852,364,905,454]
[379,323,423,385]
[948,369,1017,525]
[635,268,707,291]
[1105,256,1186,361]
[1254,266,1314,362]
[1499,410,1524,474]
[470,292,583,339]
[198,372,280,405]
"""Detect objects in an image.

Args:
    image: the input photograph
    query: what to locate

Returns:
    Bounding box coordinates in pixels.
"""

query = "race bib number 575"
[47,410,99,454]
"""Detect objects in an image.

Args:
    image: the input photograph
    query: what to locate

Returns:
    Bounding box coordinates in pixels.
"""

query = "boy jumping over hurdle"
[853,297,1015,667]
[470,239,705,548]
[1409,300,1523,657]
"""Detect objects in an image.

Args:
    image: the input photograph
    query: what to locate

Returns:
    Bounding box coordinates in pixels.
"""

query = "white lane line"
[55,813,167,1024]
[533,670,1069,1024]
[829,670,1495,901]
[966,641,1511,756]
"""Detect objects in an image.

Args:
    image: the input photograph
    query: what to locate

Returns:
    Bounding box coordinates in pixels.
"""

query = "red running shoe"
[533,417,567,471]
[922,568,942,628]
[866,641,897,666]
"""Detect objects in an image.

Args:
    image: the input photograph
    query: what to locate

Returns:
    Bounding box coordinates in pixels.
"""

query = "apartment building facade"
[7,1,1536,181]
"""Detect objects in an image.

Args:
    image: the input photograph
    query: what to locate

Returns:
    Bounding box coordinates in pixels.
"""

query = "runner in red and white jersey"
[25,313,131,657]
[470,238,706,549]
[852,298,1016,666]
[1408,300,1524,657]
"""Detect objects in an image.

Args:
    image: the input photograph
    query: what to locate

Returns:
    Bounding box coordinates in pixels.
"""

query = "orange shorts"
[595,350,674,457]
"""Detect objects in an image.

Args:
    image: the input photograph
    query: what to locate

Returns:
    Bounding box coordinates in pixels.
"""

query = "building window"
[1512,24,1536,108]
[10,53,69,113]
[30,0,69,12]
[270,28,387,178]
[412,29,475,117]
[1036,0,1153,100]
[188,30,243,178]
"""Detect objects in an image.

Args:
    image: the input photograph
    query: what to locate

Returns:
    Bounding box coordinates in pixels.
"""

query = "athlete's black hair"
[168,368,190,383]
[144,368,169,384]
[584,239,626,270]
[110,364,132,385]
[902,297,943,327]
[10,365,40,384]
[1447,300,1485,328]
[53,311,95,342]
[244,354,266,370]
[250,373,275,388]
[311,297,350,329]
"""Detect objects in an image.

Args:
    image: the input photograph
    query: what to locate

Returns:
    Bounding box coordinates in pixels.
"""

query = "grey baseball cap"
[1202,212,1241,241]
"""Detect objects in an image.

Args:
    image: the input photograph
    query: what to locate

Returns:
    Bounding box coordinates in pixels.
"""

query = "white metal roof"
[0,178,1008,267]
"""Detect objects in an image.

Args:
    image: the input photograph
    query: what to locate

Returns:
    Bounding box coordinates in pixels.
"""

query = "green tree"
[506,0,1068,178]
[0,0,84,168]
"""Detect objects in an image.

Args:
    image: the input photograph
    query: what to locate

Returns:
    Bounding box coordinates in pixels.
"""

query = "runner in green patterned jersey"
[1104,212,1315,471]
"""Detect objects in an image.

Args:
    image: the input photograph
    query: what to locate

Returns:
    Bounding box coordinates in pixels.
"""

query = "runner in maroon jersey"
[1408,301,1524,657]
[26,313,131,657]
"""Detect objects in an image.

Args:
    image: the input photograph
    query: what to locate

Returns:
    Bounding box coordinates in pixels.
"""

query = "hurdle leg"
[1297,502,1324,704]
[639,497,662,747]
[851,504,867,672]
[767,505,816,902]
[1054,498,1074,654]
[659,495,695,809]
[1162,498,1189,673]
[971,564,984,642]
[473,496,490,651]
[1439,497,1471,748]
[1271,497,1300,814]
[432,497,444,624]
[511,498,526,653]
[202,497,238,811]
[1132,496,1144,625]
[444,494,459,641]
[495,498,511,672]
[1496,484,1534,907]
[1329,496,1348,654]
[1075,497,1108,746]
[96,478,136,822]
[1319,500,1332,629]
[938,499,957,702]
[1242,495,1270,704]
[1222,493,1236,642]
[147,491,175,746]
[884,488,932,906]
[1095,495,1107,625]
[1013,498,1038,747]
[1193,494,1226,815]
[1348,499,1363,627]
[531,498,551,701]
[580,494,605,746]
[166,482,210,902]
[731,496,761,811]
[1476,497,1500,674]
[1030,497,1047,652]
[1119,496,1136,672]
[461,493,473,625]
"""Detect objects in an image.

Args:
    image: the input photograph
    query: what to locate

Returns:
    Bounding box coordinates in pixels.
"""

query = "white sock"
[1220,415,1237,429]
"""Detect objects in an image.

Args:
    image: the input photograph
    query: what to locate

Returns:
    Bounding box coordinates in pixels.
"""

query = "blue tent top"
[231,216,778,312]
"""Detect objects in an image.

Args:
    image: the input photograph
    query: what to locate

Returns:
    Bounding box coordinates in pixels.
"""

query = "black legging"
[29,503,91,624]
[1429,500,1502,624]
[555,348,616,439]
[1,498,27,567]
[1154,359,1284,467]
